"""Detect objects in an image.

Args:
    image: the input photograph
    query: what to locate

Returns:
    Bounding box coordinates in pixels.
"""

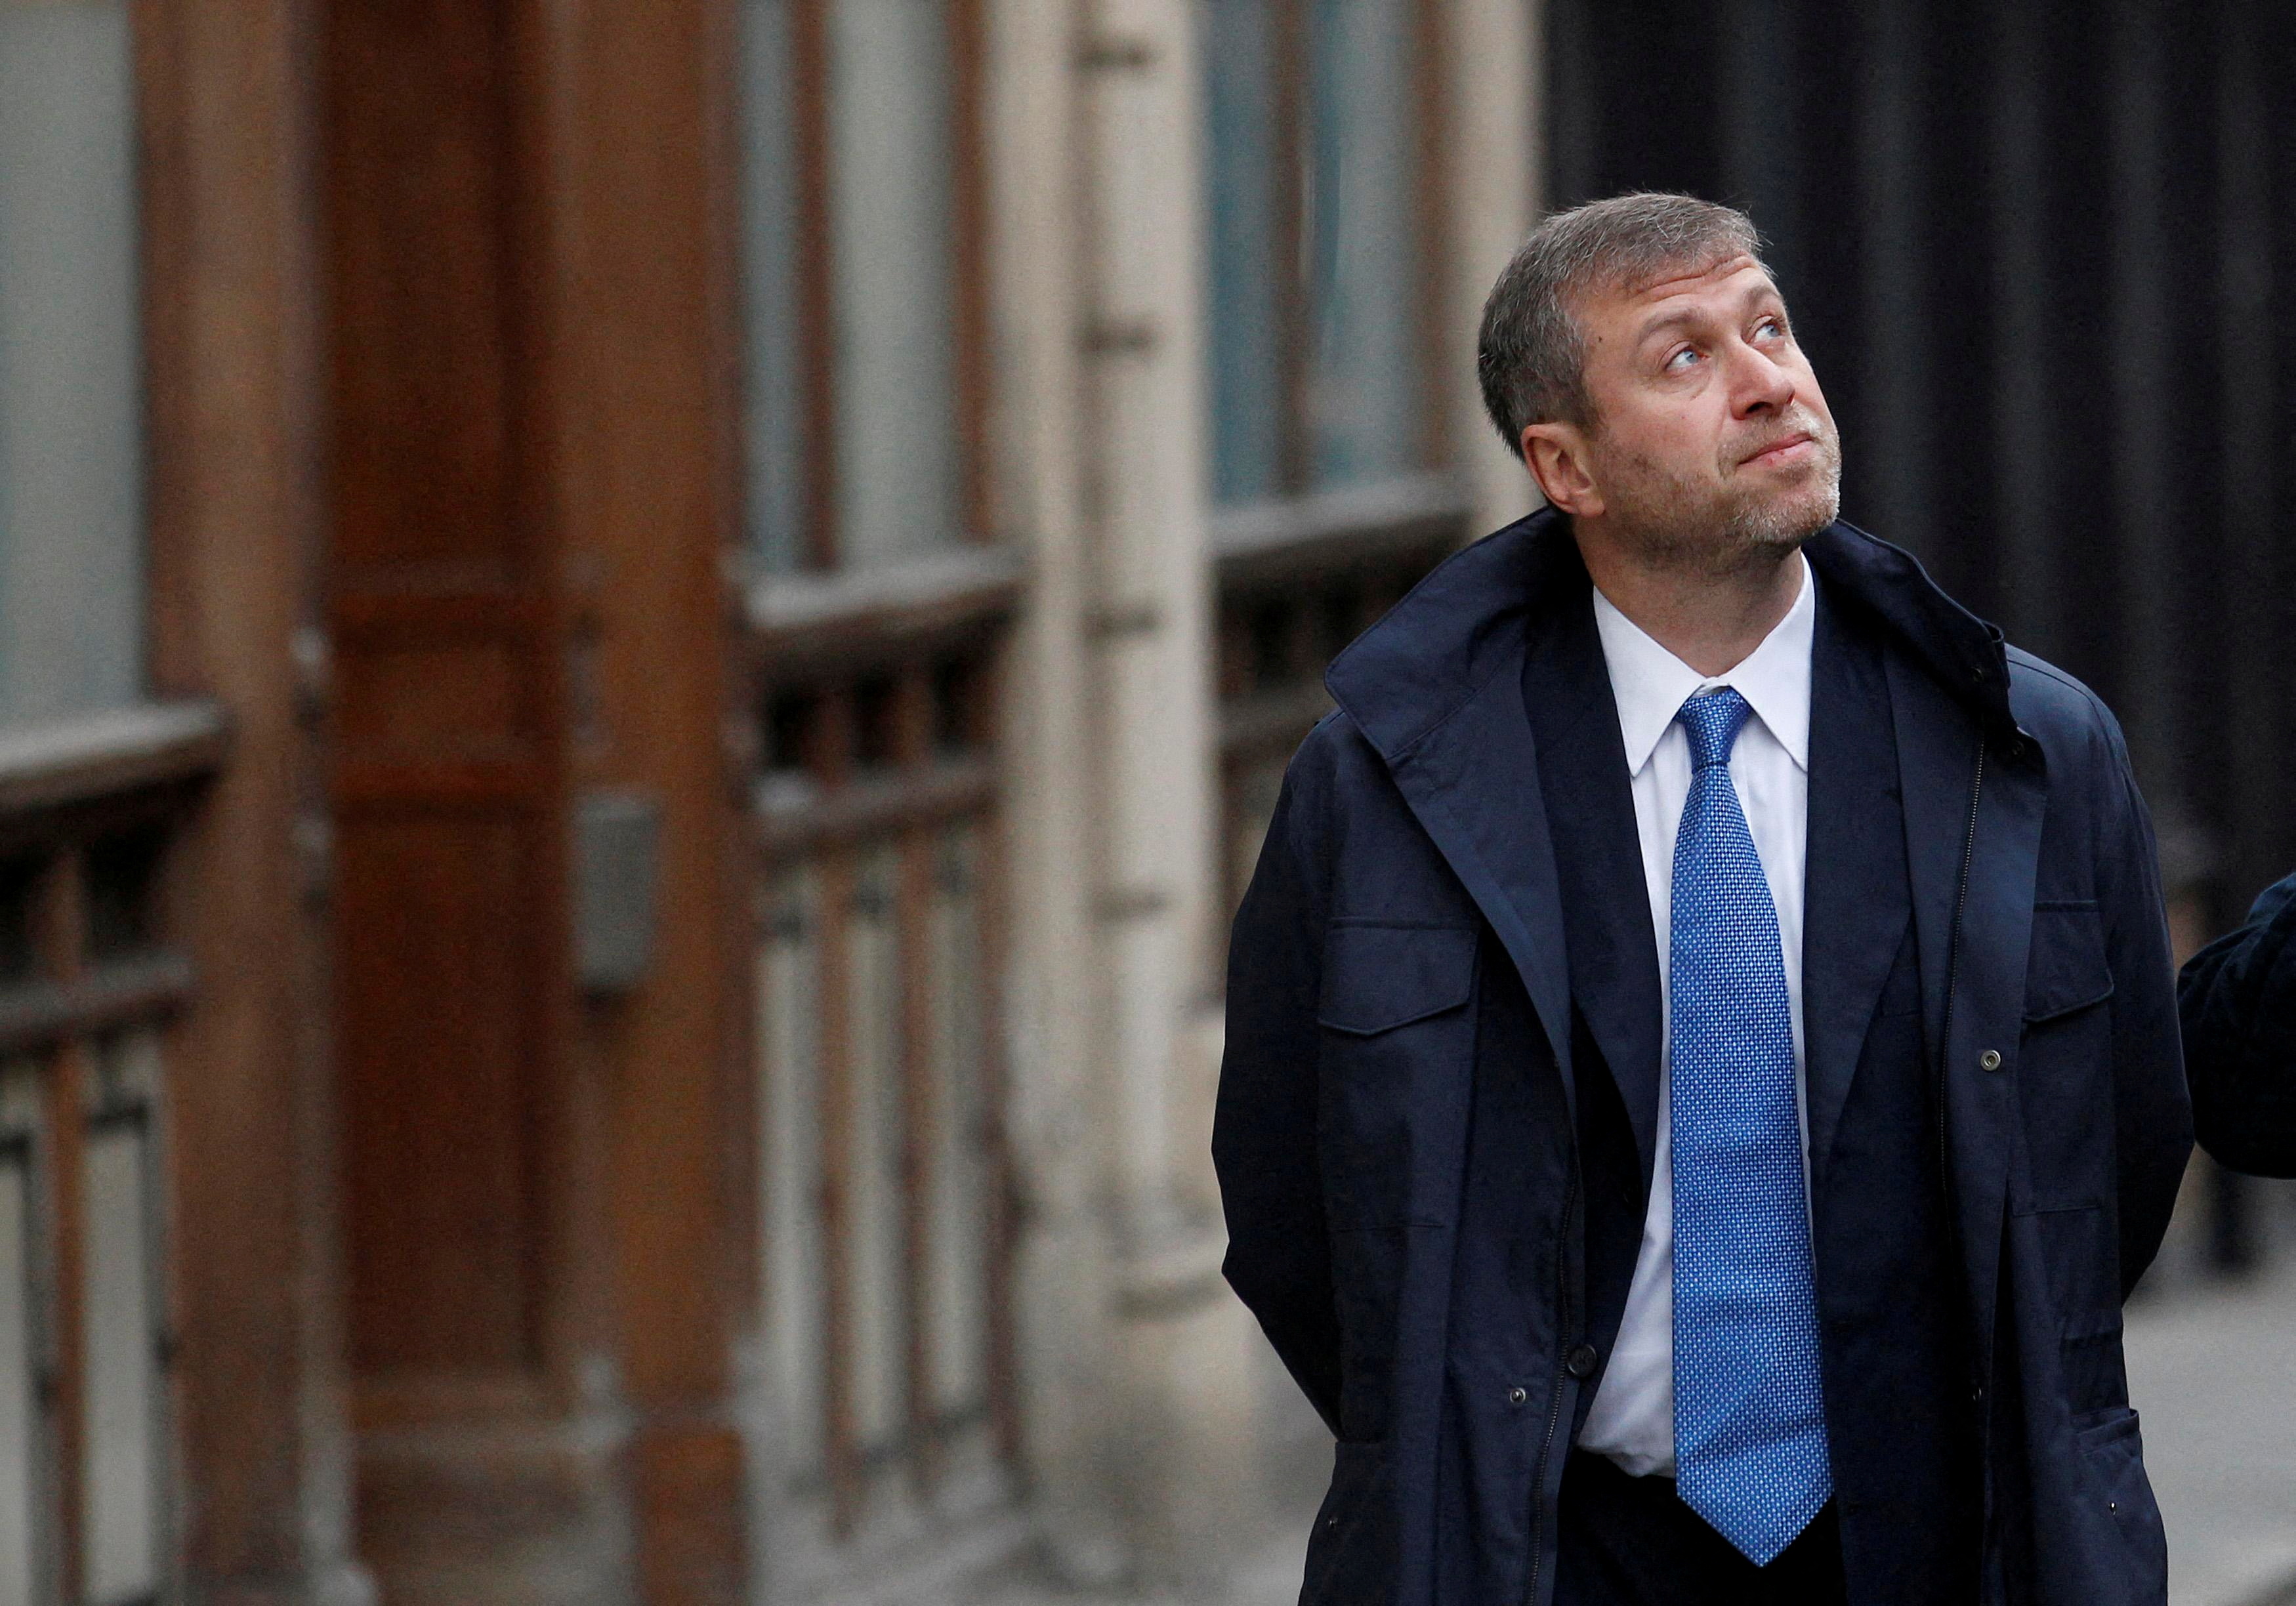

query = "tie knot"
[1677,687,1753,772]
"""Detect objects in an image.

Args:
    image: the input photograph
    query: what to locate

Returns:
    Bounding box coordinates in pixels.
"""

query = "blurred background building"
[0,1,2286,1604]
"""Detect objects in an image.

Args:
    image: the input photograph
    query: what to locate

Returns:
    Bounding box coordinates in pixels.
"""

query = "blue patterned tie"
[1668,688,1831,1565]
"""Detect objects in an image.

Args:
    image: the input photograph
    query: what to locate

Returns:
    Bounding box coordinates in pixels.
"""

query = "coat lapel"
[1521,581,1662,1189]
[1800,589,1912,1200]
[1383,661,1579,1119]
[1326,514,1583,1116]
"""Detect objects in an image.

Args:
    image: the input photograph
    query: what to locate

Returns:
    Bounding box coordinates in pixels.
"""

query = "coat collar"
[1325,506,2018,761]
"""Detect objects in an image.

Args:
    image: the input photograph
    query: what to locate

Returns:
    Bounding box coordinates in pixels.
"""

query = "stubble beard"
[1597,419,1843,579]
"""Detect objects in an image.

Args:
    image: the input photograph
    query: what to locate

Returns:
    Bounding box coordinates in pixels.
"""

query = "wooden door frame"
[133,0,362,1600]
[547,0,756,1595]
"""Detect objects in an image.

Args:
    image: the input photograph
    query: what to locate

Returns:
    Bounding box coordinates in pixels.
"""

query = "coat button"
[1507,1386,1528,1407]
[1566,1344,1599,1379]
[1978,1048,2003,1071]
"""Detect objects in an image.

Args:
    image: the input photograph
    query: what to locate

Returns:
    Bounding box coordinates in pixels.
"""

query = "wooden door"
[322,0,569,1410]
[318,2,757,1598]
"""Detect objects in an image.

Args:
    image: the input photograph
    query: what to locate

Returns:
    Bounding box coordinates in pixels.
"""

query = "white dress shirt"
[1574,553,1818,1477]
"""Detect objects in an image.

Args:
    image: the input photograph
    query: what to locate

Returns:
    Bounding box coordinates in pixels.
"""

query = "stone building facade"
[0,1,1540,1601]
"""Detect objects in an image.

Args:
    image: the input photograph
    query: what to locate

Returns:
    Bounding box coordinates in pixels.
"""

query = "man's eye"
[1665,346,1701,372]
[1755,317,1786,341]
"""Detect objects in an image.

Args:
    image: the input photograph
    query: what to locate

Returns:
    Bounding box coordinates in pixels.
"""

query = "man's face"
[1526,255,1842,568]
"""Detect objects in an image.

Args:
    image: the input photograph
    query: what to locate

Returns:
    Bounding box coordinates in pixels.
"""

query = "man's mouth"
[1741,431,1816,469]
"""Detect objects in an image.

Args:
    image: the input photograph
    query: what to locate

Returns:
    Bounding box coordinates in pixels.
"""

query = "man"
[2182,870,2296,1177]
[1213,194,2190,1606]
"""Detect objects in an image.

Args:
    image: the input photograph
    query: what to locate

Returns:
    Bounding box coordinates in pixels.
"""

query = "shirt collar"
[1589,551,1816,776]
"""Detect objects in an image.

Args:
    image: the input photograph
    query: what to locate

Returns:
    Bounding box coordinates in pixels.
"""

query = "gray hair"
[1476,193,1765,459]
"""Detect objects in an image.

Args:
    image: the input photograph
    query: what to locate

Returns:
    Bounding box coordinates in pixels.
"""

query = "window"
[1200,0,1463,935]
[0,802,201,1606]
[0,10,224,1600]
[741,0,987,575]
[738,0,1017,1571]
[751,646,1018,1566]
[0,0,145,730]
[1200,0,1440,506]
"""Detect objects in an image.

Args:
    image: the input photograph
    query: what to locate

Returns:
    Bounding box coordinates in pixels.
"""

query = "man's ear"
[1522,422,1604,519]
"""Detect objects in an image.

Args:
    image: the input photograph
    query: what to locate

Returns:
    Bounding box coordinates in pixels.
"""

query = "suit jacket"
[2181,869,2296,1177]
[1213,508,2192,1606]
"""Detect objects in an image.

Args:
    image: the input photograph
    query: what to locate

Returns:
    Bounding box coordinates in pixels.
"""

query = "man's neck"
[1574,529,1806,677]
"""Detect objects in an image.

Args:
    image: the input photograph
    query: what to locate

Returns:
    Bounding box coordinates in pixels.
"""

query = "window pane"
[0,1134,35,1606]
[742,0,965,575]
[0,0,144,727]
[1306,0,1419,489]
[740,0,804,575]
[82,1089,160,1603]
[760,867,824,1480]
[0,857,35,987]
[846,850,904,1454]
[1200,0,1282,506]
[827,0,960,569]
[927,826,986,1419]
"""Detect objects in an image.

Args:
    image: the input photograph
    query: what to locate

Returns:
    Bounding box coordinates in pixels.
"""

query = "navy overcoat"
[2182,869,2296,1176]
[1213,509,2192,1605]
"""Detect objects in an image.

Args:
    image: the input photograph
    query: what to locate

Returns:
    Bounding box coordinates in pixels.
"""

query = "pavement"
[2128,1178,2296,1606]
[972,1176,2296,1606]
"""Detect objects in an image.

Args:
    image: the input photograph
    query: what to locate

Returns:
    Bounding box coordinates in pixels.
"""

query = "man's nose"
[1730,344,1797,416]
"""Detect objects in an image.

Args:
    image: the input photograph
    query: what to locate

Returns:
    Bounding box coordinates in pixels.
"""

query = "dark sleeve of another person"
[2180,870,2296,1179]
[1212,738,1343,1435]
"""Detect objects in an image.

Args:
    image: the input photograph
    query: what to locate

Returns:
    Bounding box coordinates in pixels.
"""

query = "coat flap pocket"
[2026,905,2114,1023]
[2073,1404,2141,1452]
[1318,922,1476,1036]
